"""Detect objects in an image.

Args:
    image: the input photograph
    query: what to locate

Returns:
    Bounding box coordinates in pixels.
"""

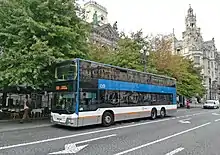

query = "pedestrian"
[186,99,190,109]
[20,95,31,123]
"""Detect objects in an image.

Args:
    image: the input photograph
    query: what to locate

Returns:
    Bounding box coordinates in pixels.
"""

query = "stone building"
[83,1,119,48]
[172,5,220,100]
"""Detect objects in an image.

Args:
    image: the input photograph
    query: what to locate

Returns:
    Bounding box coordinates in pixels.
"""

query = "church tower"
[182,5,203,55]
[83,1,108,26]
[185,4,197,30]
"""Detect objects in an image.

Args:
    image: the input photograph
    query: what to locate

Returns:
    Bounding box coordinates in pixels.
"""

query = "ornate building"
[83,1,119,48]
[172,5,220,100]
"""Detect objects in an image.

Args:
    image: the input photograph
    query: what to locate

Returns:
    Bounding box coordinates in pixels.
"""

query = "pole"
[143,50,146,72]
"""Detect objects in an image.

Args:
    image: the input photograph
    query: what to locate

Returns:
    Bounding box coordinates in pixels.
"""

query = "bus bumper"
[51,113,78,127]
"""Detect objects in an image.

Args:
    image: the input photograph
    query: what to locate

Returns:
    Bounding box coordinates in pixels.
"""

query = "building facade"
[172,5,220,100]
[83,1,119,48]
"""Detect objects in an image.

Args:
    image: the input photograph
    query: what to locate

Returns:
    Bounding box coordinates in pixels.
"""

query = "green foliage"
[109,37,143,71]
[89,30,205,98]
[149,36,205,98]
[88,43,112,64]
[0,0,90,88]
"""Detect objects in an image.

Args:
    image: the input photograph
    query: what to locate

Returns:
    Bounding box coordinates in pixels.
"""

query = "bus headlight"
[67,118,74,124]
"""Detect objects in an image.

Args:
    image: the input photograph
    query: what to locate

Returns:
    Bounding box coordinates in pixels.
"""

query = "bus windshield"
[55,61,77,81]
[52,92,76,114]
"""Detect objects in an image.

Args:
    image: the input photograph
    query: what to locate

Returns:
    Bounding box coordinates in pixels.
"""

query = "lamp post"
[209,78,212,99]
[140,45,149,72]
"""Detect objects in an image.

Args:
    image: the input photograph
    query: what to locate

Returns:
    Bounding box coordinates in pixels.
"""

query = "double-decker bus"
[51,58,177,127]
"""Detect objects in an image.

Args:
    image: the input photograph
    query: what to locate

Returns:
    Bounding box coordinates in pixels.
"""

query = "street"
[1,108,220,155]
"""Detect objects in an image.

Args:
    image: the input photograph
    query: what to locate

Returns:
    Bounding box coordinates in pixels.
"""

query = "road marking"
[212,113,220,116]
[114,122,211,155]
[49,134,116,154]
[0,112,211,150]
[215,119,220,122]
[49,144,88,154]
[178,118,191,124]
[165,147,184,155]
[74,134,117,145]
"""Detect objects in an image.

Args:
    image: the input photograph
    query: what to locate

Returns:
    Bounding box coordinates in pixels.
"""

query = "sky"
[81,0,220,49]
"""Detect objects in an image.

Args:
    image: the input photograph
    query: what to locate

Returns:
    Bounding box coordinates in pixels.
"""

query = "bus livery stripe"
[98,79,176,93]
[78,108,177,119]
[98,79,176,104]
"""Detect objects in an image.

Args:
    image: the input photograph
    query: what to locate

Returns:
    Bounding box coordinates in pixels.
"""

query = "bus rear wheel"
[102,112,114,127]
[160,108,166,118]
[151,108,157,120]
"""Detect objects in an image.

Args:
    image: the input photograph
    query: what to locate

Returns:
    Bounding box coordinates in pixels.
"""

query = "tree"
[110,36,143,71]
[0,0,90,88]
[88,43,113,64]
[87,31,145,71]
[148,35,205,98]
[88,30,205,98]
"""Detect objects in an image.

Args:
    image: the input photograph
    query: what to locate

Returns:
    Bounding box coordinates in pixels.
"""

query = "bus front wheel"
[151,108,157,120]
[102,111,114,127]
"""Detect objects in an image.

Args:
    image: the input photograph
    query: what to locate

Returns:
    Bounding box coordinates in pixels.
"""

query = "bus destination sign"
[56,85,68,91]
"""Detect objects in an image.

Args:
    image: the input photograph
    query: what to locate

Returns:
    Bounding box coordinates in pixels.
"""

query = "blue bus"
[51,58,177,127]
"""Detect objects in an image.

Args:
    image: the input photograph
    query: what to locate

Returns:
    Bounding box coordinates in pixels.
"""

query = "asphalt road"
[1,108,220,155]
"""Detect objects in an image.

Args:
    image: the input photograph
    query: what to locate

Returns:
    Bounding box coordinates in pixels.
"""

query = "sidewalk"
[177,103,203,109]
[0,119,51,133]
[189,103,203,108]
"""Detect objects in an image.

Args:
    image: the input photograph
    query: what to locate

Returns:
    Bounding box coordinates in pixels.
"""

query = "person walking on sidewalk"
[20,95,31,123]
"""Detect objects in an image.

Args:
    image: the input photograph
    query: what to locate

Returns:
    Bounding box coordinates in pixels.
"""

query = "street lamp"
[140,45,149,72]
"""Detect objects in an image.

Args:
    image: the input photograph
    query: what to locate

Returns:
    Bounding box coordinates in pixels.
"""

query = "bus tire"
[102,111,114,127]
[160,108,166,118]
[151,108,157,120]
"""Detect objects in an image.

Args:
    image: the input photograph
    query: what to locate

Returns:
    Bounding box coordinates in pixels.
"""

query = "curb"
[0,117,50,123]
[0,124,52,133]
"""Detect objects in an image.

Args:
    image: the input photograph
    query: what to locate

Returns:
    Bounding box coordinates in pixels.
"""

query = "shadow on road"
[52,115,176,131]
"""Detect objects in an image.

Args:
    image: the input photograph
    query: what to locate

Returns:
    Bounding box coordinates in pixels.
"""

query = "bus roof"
[73,58,176,81]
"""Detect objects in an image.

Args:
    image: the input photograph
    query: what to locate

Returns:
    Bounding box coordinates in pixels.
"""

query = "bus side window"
[147,75,151,84]
[127,71,132,82]
[135,73,140,83]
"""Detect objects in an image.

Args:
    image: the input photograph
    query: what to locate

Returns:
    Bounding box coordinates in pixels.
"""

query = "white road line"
[114,122,211,155]
[74,134,117,145]
[212,113,220,116]
[165,147,184,155]
[215,119,220,122]
[0,118,175,150]
[0,112,210,150]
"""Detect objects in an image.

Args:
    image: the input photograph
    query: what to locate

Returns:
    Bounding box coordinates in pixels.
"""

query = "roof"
[92,23,119,41]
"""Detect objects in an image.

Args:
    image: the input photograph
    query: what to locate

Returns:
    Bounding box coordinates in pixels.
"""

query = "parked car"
[203,100,220,109]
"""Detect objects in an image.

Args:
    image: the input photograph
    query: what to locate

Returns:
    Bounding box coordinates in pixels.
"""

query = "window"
[80,61,92,80]
[79,61,175,88]
[211,62,214,68]
[194,56,200,64]
[79,88,99,112]
[100,90,120,107]
[52,92,75,114]
[55,61,77,81]
[127,71,134,82]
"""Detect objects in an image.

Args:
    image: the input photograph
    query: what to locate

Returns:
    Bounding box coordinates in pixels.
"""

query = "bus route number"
[99,84,106,89]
